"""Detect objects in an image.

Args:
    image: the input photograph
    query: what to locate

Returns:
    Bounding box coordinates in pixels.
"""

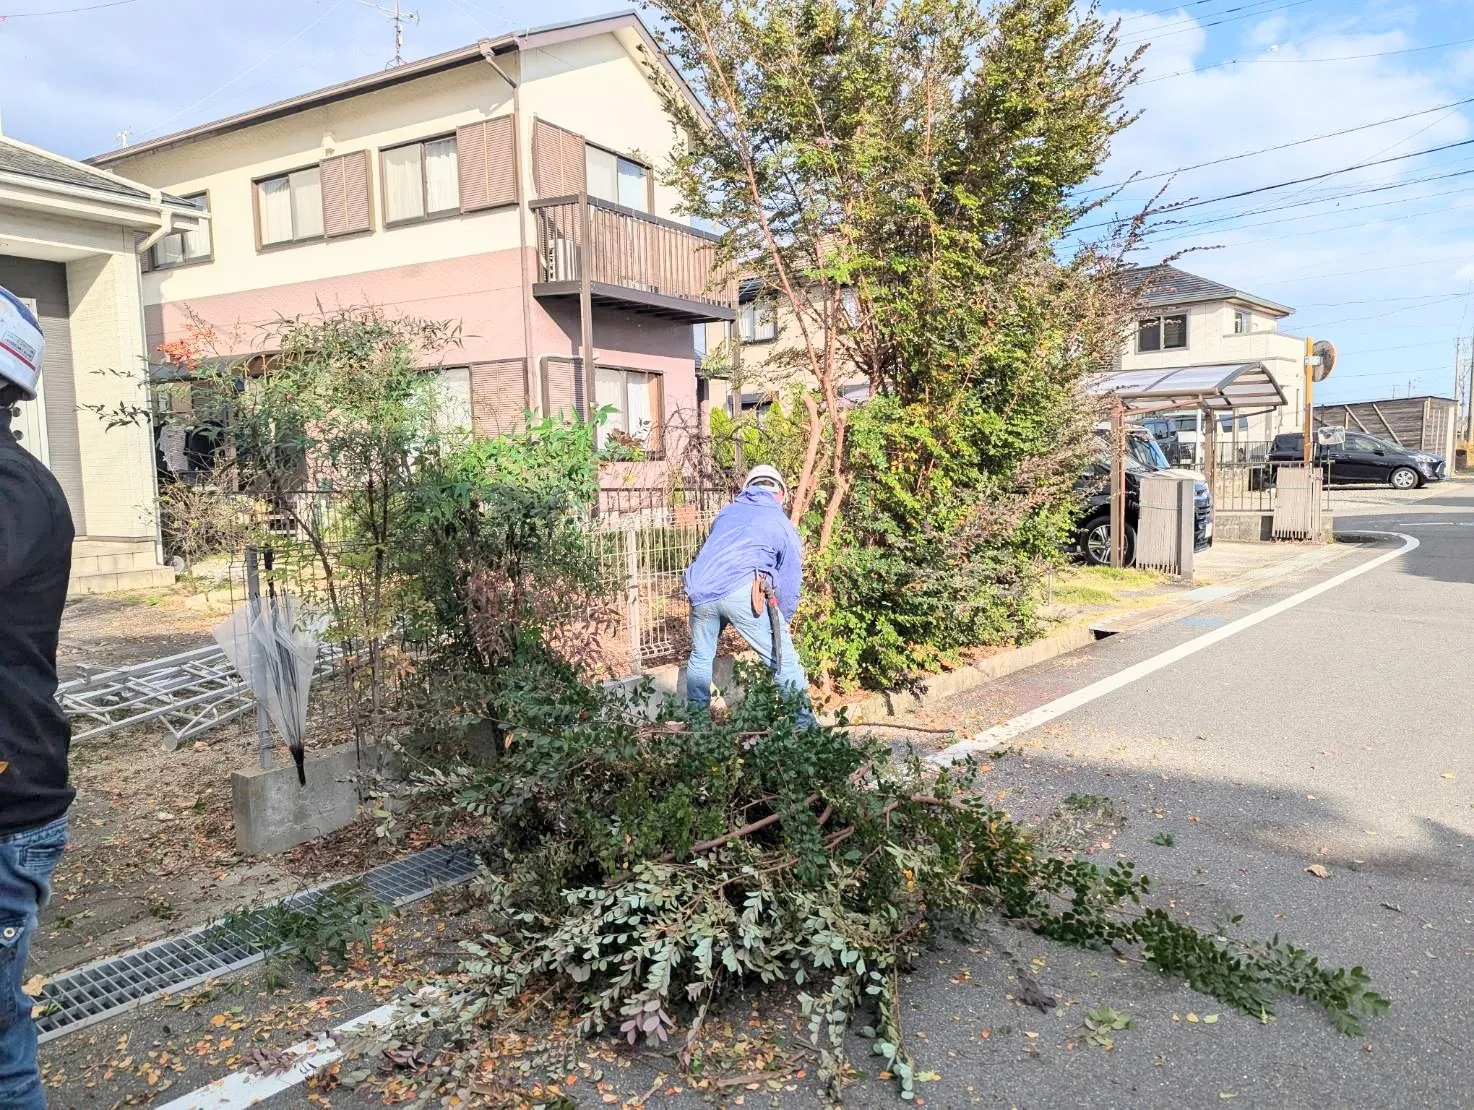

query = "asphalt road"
[39,482,1474,1109]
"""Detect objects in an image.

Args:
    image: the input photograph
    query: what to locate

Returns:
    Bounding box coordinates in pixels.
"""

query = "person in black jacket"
[0,286,74,1110]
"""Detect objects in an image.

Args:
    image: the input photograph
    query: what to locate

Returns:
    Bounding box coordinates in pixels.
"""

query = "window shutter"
[542,356,585,418]
[532,119,587,197]
[470,359,529,435]
[321,150,372,237]
[457,117,517,213]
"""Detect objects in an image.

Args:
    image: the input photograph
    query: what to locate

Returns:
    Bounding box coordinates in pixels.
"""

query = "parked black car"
[1076,427,1213,565]
[1268,431,1445,490]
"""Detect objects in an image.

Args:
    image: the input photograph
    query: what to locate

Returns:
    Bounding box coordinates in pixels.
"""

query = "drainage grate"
[36,841,481,1043]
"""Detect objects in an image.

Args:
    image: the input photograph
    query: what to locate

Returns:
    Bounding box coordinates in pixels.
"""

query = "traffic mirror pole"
[1302,335,1315,465]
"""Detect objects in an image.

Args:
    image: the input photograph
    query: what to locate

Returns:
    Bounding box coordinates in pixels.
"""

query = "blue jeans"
[687,583,816,728]
[0,816,67,1110]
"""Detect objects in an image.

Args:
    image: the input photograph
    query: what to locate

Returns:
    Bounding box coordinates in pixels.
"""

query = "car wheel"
[1389,466,1420,491]
[1082,518,1136,566]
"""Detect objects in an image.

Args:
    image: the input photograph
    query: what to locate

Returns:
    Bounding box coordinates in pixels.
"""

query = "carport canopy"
[1087,362,1287,415]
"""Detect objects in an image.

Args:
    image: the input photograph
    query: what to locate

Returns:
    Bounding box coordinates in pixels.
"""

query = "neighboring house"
[91,12,734,465]
[0,134,205,592]
[706,278,869,412]
[1121,264,1308,454]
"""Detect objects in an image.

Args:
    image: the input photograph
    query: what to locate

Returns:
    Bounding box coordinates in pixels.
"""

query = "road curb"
[831,625,1100,725]
[831,541,1359,726]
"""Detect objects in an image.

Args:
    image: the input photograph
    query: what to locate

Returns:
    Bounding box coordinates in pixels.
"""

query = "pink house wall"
[144,250,702,427]
[144,250,529,365]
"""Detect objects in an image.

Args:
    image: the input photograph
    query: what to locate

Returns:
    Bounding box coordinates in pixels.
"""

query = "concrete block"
[1213,512,1274,543]
[607,656,740,719]
[231,743,381,856]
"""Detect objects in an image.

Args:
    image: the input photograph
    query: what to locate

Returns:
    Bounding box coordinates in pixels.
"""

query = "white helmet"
[743,463,787,496]
[0,286,44,400]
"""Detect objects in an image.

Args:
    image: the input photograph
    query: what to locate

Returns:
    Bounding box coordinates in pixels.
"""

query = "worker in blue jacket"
[683,464,815,726]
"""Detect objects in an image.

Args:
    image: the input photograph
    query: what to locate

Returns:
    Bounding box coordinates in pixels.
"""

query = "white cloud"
[1098,7,1474,402]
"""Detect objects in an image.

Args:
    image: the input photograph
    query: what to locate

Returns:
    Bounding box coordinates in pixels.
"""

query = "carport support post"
[1109,400,1126,568]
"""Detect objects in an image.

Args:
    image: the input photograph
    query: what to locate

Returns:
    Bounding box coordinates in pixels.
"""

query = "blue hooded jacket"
[684,488,803,620]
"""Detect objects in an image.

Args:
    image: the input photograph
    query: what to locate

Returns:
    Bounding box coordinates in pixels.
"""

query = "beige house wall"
[1120,300,1306,440]
[112,63,521,312]
[66,246,157,540]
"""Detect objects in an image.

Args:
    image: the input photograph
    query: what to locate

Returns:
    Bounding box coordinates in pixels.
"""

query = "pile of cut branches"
[376,664,1386,1104]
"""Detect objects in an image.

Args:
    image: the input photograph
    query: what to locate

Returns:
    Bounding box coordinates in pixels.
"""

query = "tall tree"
[652,0,1145,689]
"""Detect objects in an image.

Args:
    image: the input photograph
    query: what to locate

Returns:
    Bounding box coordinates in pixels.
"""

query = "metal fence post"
[625,526,642,674]
[243,546,272,770]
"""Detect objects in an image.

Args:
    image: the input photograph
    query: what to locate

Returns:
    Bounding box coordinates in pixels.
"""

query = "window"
[738,299,778,342]
[586,144,649,212]
[594,366,662,450]
[382,136,460,224]
[1233,309,1252,334]
[257,167,323,245]
[1219,414,1249,431]
[1344,432,1384,453]
[1137,313,1187,352]
[151,193,211,268]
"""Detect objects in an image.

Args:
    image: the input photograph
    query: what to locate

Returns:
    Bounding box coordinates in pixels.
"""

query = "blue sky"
[2,0,1473,403]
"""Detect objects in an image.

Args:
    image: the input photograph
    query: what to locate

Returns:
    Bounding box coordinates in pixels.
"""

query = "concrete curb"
[820,540,1357,726]
[828,625,1100,725]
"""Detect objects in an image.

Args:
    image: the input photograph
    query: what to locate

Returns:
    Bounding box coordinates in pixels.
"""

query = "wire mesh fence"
[587,485,730,673]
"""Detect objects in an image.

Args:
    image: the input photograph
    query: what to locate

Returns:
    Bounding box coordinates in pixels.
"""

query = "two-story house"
[91,12,734,464]
[1122,265,1308,455]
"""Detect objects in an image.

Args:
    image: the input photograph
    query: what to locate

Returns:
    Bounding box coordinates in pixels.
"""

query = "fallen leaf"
[0,761,9,775]
[1202,1014,1219,1024]
[1441,773,1455,780]
[1305,864,1330,879]
[22,975,46,997]
[1186,1012,1200,1023]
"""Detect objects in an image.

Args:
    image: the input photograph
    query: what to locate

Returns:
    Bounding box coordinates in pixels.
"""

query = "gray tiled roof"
[1129,264,1292,315]
[0,138,150,199]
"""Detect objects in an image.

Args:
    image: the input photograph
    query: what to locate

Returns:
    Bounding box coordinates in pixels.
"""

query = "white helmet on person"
[0,286,44,401]
[743,463,787,497]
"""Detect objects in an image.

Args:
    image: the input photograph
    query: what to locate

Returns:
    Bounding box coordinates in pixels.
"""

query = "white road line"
[930,532,1419,765]
[155,1003,397,1110]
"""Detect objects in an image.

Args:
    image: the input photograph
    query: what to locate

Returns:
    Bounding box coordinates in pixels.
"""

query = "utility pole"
[359,0,418,68]
[1302,335,1314,464]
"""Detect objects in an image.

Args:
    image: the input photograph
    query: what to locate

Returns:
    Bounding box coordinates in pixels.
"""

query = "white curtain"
[594,365,624,447]
[625,371,655,442]
[383,144,424,223]
[586,146,619,205]
[258,176,293,244]
[181,221,209,260]
[153,232,186,266]
[424,137,459,214]
[617,158,648,212]
[289,168,323,239]
[435,366,473,432]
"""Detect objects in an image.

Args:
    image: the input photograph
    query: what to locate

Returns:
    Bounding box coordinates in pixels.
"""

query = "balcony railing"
[531,196,735,323]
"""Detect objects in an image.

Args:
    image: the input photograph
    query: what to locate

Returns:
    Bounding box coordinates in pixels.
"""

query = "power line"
[135,0,350,141]
[1137,32,1474,85]
[1148,178,1474,244]
[1119,0,1221,24]
[0,0,139,14]
[1141,164,1474,240]
[1088,97,1474,193]
[1117,0,1321,49]
[1077,137,1474,231]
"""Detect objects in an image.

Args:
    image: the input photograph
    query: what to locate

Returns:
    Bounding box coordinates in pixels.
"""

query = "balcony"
[531,196,735,324]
